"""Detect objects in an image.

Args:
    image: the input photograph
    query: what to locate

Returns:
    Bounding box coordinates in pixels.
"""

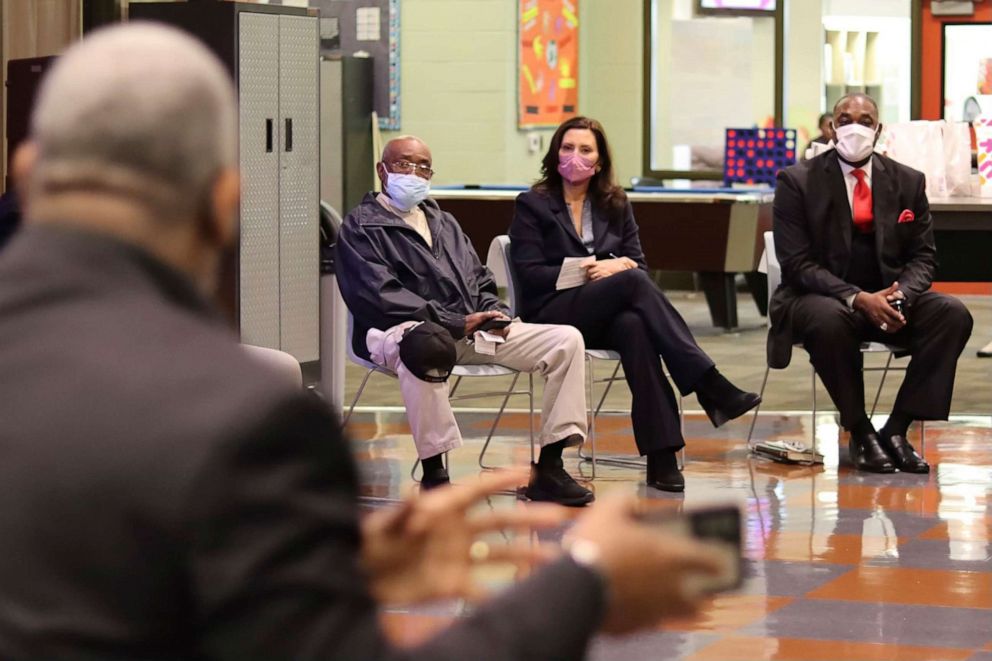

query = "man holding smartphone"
[337,136,592,505]
[770,93,973,474]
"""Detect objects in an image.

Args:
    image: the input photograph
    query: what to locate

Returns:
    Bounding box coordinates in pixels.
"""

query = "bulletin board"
[518,0,579,128]
[311,0,400,130]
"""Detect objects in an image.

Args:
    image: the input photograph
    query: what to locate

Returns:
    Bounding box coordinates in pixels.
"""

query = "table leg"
[743,271,768,317]
[698,272,737,331]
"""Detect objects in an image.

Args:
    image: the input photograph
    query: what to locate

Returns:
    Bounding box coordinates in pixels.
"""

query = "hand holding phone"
[564,496,733,634]
[636,504,743,595]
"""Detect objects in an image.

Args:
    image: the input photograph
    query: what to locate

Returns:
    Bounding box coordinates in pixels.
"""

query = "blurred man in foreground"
[0,24,722,660]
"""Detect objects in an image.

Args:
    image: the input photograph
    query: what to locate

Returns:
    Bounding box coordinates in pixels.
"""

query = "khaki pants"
[367,321,587,459]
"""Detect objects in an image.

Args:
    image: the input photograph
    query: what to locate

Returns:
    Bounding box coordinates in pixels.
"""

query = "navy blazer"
[509,189,648,318]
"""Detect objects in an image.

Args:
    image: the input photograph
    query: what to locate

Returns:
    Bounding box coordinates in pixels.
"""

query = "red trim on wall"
[919,0,992,120]
[933,282,992,295]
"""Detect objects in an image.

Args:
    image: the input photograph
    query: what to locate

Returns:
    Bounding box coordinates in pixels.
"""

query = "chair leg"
[746,366,772,449]
[478,372,521,470]
[811,367,818,457]
[342,368,375,426]
[528,373,535,466]
[578,356,594,462]
[919,420,926,457]
[677,392,685,471]
[869,352,894,419]
[584,355,597,479]
[581,356,667,474]
[593,361,622,418]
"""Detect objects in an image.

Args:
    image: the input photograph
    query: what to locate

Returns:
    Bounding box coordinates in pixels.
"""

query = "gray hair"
[29,23,237,220]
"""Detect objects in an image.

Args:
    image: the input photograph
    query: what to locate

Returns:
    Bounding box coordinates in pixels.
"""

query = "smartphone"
[637,504,743,594]
[477,317,511,332]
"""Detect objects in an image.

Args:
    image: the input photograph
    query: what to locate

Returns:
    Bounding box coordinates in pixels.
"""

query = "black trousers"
[791,291,973,429]
[530,269,714,454]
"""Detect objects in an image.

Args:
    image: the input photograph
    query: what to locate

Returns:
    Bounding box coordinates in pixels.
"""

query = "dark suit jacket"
[336,193,508,359]
[768,151,936,368]
[508,189,648,319]
[0,225,604,660]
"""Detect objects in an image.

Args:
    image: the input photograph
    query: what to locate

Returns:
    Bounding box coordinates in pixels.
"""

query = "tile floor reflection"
[349,410,992,660]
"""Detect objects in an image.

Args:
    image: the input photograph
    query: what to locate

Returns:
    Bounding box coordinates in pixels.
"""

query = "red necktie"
[851,169,873,233]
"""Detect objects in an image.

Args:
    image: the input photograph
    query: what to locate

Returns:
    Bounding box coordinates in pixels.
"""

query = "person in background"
[0,23,726,661]
[802,112,835,159]
[770,93,972,474]
[509,116,762,494]
[336,135,597,506]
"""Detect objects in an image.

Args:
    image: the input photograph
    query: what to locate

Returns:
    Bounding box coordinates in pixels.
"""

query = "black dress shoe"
[848,432,896,473]
[696,388,762,428]
[879,431,930,474]
[646,450,684,493]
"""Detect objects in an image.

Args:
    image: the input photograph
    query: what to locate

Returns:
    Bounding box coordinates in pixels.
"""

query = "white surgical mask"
[834,123,878,163]
[385,173,430,212]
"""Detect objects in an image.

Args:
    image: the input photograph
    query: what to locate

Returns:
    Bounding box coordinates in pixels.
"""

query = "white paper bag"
[943,121,973,197]
[881,121,948,198]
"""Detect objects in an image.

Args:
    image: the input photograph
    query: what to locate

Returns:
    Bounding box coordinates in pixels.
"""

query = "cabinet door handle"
[284,118,293,152]
[265,119,273,153]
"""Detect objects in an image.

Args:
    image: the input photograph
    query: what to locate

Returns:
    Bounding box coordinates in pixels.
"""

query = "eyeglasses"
[389,159,435,180]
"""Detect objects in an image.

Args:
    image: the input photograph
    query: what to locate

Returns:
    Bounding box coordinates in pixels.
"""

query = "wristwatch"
[566,537,603,569]
[566,537,612,612]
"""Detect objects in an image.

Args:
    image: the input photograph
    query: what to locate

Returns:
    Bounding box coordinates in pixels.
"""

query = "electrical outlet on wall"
[527,132,543,154]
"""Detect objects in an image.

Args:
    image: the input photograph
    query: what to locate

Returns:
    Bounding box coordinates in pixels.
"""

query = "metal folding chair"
[579,350,685,479]
[488,235,684,481]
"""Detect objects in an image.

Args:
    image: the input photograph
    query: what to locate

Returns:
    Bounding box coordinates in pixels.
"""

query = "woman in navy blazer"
[509,117,760,492]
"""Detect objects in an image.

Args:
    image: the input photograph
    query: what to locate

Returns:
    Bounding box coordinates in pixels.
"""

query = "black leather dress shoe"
[879,432,930,473]
[646,450,684,493]
[848,432,896,473]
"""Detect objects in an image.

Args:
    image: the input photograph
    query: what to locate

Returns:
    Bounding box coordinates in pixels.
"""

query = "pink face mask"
[557,152,597,184]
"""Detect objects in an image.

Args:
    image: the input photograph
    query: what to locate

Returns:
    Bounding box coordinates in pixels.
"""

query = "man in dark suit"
[770,93,973,474]
[0,24,723,660]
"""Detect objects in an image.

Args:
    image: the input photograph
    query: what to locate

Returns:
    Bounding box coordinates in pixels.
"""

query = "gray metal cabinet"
[130,3,320,369]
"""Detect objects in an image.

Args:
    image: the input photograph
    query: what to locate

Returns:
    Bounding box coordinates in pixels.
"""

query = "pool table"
[431,185,774,331]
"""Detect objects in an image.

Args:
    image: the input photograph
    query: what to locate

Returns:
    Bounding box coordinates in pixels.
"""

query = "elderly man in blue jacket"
[336,136,592,506]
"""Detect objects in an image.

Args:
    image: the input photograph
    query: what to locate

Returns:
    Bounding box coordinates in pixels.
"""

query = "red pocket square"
[898,209,915,223]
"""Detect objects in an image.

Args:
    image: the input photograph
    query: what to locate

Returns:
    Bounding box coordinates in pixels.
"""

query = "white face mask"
[834,123,878,163]
[384,172,430,212]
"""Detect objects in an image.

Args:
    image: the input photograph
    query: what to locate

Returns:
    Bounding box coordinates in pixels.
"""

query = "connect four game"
[724,128,796,187]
